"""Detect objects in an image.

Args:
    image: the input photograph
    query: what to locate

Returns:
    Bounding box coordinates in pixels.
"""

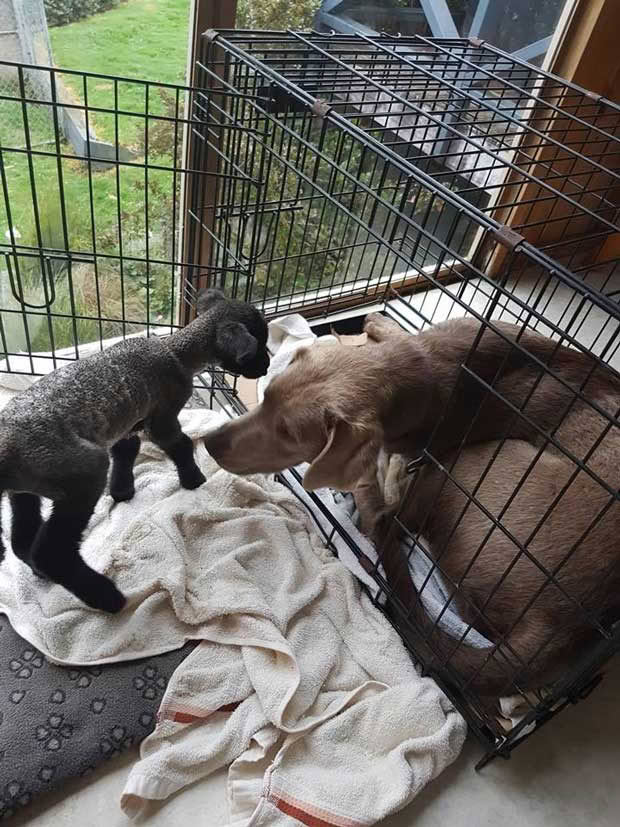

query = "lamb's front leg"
[146,412,206,490]
[110,434,141,502]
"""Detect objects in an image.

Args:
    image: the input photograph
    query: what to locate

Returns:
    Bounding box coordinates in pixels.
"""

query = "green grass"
[50,0,190,145]
[0,1,190,351]
[50,0,190,83]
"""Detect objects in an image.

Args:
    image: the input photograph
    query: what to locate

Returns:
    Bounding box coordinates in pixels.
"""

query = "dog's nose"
[204,428,232,461]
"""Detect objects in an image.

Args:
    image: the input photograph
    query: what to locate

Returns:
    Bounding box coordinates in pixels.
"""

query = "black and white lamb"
[0,288,269,613]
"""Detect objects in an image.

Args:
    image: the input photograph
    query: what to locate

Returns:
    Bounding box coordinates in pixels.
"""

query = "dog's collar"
[406,454,430,475]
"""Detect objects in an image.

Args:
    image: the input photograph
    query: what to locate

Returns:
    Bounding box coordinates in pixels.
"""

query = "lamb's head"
[194,288,270,379]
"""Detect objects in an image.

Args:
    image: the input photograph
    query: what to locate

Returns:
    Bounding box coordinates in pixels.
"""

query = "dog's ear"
[303,416,373,492]
[196,288,226,315]
[216,321,258,367]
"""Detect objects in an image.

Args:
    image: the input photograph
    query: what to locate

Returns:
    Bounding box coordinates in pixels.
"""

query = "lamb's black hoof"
[82,578,127,614]
[181,470,206,490]
[53,569,127,614]
[12,545,31,563]
[15,552,48,580]
[110,486,135,503]
[32,568,48,581]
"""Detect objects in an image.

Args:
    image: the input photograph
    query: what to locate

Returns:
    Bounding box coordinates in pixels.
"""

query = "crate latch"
[584,89,603,103]
[492,225,525,252]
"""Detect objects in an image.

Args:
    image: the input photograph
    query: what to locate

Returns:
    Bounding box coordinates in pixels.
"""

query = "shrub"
[44,0,121,28]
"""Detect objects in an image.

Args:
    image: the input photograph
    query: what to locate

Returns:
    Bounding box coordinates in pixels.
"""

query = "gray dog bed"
[0,614,194,821]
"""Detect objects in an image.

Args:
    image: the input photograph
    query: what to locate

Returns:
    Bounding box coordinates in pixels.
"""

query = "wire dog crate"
[1,29,620,769]
[190,30,620,767]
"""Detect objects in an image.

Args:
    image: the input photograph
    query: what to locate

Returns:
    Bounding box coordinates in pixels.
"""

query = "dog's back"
[376,318,620,693]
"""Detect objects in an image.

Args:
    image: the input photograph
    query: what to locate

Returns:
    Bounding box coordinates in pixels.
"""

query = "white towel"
[257,313,339,401]
[122,643,465,826]
[0,345,466,824]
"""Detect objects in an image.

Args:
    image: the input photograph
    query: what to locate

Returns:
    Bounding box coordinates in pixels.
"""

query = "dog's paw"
[364,312,394,341]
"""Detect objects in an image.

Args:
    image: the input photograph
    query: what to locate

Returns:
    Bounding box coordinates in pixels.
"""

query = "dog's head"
[196,288,270,379]
[204,343,391,491]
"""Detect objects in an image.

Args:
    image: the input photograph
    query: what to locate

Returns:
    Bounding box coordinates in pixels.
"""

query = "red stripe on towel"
[158,700,241,723]
[267,791,361,827]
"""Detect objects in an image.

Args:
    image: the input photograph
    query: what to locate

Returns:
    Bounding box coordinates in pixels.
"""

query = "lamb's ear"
[303,417,372,492]
[196,288,226,315]
[216,321,258,367]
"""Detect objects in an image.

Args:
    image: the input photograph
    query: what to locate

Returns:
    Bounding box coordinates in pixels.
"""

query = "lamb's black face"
[197,288,270,379]
[215,304,270,379]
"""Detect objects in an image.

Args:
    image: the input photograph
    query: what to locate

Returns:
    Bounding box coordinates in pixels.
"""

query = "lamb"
[0,288,269,614]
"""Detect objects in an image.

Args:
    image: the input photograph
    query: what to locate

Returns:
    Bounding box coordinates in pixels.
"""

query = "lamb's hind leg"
[109,434,141,502]
[30,453,126,613]
[146,412,205,490]
[9,492,42,568]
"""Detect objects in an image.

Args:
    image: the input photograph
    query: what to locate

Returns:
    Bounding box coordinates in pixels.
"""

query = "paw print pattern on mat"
[37,766,56,783]
[0,615,195,814]
[9,649,44,679]
[0,781,31,820]
[133,666,166,700]
[100,726,133,760]
[90,698,107,715]
[68,667,102,688]
[35,714,74,752]
[138,712,154,729]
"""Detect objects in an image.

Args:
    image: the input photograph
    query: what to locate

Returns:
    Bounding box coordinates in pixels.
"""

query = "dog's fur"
[204,313,620,696]
[0,288,269,613]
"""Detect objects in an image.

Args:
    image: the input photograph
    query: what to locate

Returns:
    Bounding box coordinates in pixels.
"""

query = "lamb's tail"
[379,539,540,697]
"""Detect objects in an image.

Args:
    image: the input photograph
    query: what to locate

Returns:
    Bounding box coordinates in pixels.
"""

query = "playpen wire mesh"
[189,31,620,321]
[2,30,620,767]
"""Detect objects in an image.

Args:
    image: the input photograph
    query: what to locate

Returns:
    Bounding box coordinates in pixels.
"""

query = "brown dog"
[205,313,620,696]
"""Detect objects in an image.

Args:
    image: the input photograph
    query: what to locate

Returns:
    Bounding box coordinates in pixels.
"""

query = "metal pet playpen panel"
[1,30,620,768]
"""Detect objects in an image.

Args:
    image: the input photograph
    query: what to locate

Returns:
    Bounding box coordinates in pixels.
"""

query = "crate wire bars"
[189,30,620,767]
[2,30,620,767]
[189,30,620,323]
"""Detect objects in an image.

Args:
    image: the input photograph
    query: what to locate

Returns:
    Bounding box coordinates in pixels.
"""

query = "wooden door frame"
[483,0,620,278]
[178,0,237,324]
